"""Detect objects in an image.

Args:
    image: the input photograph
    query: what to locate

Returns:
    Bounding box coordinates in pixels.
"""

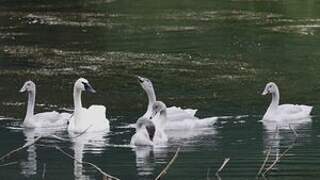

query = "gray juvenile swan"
[20,81,70,128]
[137,76,197,121]
[131,101,168,146]
[130,117,156,146]
[136,76,217,130]
[150,101,168,144]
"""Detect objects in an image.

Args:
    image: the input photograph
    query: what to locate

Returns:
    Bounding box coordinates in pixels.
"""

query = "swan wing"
[166,106,198,121]
[30,111,69,128]
[86,105,110,132]
[279,104,312,115]
[165,116,218,130]
[276,104,313,120]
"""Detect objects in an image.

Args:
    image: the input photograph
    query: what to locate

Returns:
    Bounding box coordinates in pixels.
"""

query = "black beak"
[82,82,96,93]
[136,75,144,83]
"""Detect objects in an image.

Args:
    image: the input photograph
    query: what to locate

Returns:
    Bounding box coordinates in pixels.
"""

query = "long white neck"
[267,88,280,113]
[73,86,82,126]
[145,86,156,114]
[25,90,35,120]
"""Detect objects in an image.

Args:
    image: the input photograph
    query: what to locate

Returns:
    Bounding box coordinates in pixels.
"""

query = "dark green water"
[1,0,320,179]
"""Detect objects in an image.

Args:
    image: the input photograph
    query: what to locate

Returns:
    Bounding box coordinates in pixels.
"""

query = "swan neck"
[73,88,82,114]
[145,87,156,112]
[25,90,35,119]
[268,90,280,111]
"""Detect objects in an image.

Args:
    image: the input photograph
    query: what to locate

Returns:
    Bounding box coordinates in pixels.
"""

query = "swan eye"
[81,82,88,87]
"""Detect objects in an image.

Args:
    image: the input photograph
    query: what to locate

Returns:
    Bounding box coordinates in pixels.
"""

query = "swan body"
[131,101,169,146]
[130,117,155,146]
[262,82,312,121]
[137,76,197,122]
[164,116,218,130]
[68,78,110,133]
[20,81,70,128]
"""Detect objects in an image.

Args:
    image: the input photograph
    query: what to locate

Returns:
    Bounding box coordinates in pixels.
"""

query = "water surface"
[1,0,320,179]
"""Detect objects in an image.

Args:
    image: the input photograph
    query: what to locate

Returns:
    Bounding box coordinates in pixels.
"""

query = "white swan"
[137,76,197,121]
[130,117,155,146]
[68,78,110,133]
[262,82,312,121]
[20,81,70,128]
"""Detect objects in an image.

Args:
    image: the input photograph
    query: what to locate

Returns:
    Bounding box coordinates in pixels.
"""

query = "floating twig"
[155,147,181,180]
[215,158,230,176]
[0,161,18,167]
[42,163,46,179]
[0,136,42,161]
[289,124,298,141]
[263,126,298,176]
[46,125,93,143]
[54,146,120,180]
[206,168,211,180]
[257,146,272,176]
[70,125,93,139]
[257,126,278,176]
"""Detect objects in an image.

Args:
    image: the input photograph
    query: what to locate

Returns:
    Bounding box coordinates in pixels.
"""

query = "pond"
[0,0,320,179]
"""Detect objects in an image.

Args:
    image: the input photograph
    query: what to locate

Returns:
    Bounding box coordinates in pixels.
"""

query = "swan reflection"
[262,117,312,160]
[69,131,107,180]
[133,146,168,178]
[21,128,60,177]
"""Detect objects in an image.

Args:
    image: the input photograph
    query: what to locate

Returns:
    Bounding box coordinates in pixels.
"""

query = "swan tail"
[167,106,197,115]
[302,105,313,115]
[87,105,110,132]
[166,106,198,121]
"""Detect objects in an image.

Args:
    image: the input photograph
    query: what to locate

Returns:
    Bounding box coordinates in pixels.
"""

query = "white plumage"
[262,82,312,121]
[137,76,197,121]
[20,81,70,128]
[67,78,110,133]
[137,76,216,130]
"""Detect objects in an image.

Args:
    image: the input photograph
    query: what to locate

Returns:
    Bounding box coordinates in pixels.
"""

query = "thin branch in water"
[47,125,93,142]
[70,125,93,139]
[0,136,42,161]
[215,158,230,176]
[206,168,211,180]
[48,135,69,142]
[289,124,298,141]
[155,147,181,180]
[0,161,18,167]
[263,126,298,176]
[54,146,120,180]
[257,146,272,176]
[257,126,278,176]
[42,163,46,179]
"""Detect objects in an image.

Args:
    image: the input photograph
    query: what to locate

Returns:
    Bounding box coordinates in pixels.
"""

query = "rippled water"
[1,0,320,179]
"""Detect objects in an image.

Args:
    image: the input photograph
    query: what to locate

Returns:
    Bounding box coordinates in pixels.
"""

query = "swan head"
[136,76,154,91]
[262,82,278,95]
[74,78,96,93]
[20,80,35,93]
[150,101,167,119]
[136,117,154,129]
[136,117,156,141]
